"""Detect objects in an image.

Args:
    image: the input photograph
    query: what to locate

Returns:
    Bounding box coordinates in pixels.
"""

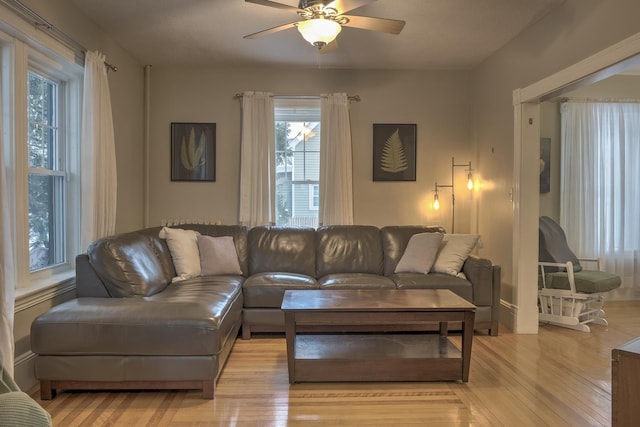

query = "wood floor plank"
[33,300,640,426]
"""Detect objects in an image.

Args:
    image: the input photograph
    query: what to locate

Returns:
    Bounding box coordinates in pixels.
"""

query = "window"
[274,98,321,227]
[27,71,66,271]
[0,25,82,291]
[309,184,319,210]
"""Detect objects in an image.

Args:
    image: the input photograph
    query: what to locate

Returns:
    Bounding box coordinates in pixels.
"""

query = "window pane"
[309,184,320,210]
[28,174,65,270]
[28,72,57,169]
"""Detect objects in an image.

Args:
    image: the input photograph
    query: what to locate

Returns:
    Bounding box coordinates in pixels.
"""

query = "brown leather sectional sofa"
[31,224,501,400]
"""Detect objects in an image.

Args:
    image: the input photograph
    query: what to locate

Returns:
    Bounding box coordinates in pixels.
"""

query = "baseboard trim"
[499,299,517,333]
[14,350,39,392]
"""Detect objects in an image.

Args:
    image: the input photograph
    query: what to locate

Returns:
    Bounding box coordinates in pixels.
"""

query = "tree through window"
[27,71,66,271]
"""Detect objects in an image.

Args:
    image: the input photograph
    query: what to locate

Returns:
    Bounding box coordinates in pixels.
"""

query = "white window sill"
[15,270,76,313]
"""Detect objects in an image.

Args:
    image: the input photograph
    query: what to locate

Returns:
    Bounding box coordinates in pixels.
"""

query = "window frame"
[1,26,83,294]
[27,69,67,272]
[274,97,321,227]
[308,183,319,211]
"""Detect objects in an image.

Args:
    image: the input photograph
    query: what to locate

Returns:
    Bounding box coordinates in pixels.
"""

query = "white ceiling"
[70,0,566,70]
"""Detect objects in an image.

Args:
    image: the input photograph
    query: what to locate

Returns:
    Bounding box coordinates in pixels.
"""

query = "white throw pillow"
[395,232,444,274]
[159,227,201,282]
[432,234,480,276]
[197,235,243,276]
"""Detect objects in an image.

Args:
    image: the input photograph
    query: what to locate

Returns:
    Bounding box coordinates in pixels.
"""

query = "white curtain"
[81,51,117,250]
[319,93,354,225]
[239,92,275,227]
[560,101,640,293]
[0,80,16,375]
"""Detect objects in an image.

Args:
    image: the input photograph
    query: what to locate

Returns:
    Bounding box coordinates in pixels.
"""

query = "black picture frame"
[540,137,551,193]
[373,123,417,181]
[171,122,216,181]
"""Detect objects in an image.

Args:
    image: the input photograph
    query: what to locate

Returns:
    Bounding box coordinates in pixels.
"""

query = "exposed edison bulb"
[433,193,440,210]
[467,174,474,190]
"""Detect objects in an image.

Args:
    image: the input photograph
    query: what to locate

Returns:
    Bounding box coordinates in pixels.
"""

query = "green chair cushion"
[0,392,52,426]
[1,361,52,426]
[542,270,621,293]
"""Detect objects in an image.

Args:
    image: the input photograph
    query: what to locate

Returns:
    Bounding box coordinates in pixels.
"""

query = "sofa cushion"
[159,227,201,282]
[318,273,396,289]
[541,270,621,293]
[394,232,444,274]
[198,235,242,276]
[243,273,318,308]
[31,278,244,356]
[381,225,447,276]
[248,226,316,277]
[316,225,384,277]
[432,234,480,277]
[87,230,174,297]
[391,272,473,301]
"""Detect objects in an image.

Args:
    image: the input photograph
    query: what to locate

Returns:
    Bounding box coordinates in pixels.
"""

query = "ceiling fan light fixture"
[297,18,341,48]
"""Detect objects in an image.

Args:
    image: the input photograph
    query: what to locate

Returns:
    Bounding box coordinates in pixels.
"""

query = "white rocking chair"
[538,216,621,332]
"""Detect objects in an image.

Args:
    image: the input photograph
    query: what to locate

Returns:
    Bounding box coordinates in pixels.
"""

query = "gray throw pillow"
[395,232,444,274]
[432,234,480,277]
[197,235,243,276]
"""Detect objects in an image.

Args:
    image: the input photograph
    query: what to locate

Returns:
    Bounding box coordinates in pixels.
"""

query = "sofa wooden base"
[475,320,500,336]
[39,379,216,400]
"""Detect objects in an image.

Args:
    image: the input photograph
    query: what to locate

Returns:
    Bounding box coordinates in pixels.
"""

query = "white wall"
[472,0,640,330]
[566,74,640,99]
[148,67,474,231]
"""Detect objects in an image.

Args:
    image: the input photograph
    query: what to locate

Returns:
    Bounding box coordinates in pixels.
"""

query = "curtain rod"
[1,0,117,72]
[560,97,640,104]
[234,93,360,102]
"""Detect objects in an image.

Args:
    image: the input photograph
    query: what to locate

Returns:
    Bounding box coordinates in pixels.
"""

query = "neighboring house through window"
[274,97,320,227]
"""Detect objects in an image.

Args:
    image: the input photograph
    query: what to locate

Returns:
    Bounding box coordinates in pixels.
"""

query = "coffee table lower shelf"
[291,333,463,383]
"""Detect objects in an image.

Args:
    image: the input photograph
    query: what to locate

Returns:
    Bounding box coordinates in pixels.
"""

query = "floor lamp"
[433,157,473,233]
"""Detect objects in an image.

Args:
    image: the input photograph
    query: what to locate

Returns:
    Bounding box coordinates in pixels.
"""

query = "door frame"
[512,32,640,333]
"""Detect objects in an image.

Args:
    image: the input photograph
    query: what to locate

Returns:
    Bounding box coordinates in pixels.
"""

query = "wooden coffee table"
[281,289,476,384]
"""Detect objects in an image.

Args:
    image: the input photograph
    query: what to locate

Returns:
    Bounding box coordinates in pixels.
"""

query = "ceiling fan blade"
[327,0,377,15]
[341,15,405,34]
[243,21,301,39]
[245,0,302,12]
[320,40,339,54]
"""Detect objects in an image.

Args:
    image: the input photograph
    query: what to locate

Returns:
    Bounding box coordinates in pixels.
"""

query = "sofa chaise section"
[31,225,247,399]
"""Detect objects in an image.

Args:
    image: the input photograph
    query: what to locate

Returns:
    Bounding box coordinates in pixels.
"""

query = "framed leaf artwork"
[171,122,216,181]
[372,123,416,181]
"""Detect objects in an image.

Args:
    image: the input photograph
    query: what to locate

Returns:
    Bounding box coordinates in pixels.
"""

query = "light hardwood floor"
[32,301,640,426]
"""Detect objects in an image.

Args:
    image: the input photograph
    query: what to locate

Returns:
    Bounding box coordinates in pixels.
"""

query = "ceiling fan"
[243,0,405,52]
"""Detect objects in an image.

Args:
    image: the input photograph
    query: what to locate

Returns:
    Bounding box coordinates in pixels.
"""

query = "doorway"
[512,32,640,333]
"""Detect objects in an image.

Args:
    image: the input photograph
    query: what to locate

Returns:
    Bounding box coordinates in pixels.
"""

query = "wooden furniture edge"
[40,379,216,400]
